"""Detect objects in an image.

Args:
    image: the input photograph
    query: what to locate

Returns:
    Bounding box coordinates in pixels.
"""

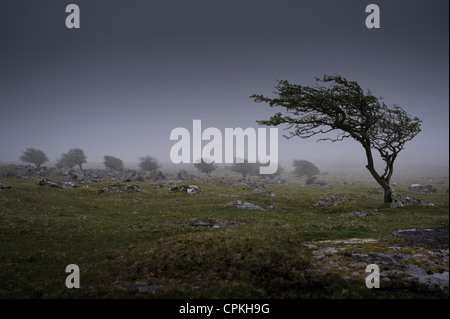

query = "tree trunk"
[79,164,83,171]
[383,186,393,204]
[363,145,394,204]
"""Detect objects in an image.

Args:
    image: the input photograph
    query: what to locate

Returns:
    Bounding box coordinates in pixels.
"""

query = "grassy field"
[0,174,448,299]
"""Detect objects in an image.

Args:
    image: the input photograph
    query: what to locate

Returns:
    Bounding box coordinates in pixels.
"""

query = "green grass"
[0,176,448,298]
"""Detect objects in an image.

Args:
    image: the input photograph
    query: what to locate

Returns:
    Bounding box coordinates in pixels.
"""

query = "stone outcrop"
[98,185,141,194]
[168,185,200,195]
[38,179,77,189]
[314,193,356,206]
[0,182,12,190]
[390,195,434,208]
[224,200,264,210]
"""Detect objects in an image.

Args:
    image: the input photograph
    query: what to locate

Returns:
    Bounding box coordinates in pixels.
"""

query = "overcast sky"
[0,0,448,173]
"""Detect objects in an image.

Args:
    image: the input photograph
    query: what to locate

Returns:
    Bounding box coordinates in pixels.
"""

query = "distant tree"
[292,160,320,179]
[231,159,260,178]
[251,75,421,204]
[103,155,124,170]
[139,155,160,172]
[193,158,218,177]
[19,148,48,168]
[57,148,87,171]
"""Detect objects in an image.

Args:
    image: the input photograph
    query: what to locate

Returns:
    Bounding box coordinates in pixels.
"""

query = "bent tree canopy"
[251,75,422,204]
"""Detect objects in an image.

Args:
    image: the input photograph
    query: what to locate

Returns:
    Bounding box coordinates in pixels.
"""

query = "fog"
[1,1,448,179]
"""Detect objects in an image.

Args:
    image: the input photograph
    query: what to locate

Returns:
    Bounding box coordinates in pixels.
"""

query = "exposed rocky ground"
[224,200,265,210]
[391,195,435,208]
[391,227,449,250]
[168,185,201,195]
[0,182,12,190]
[1,164,448,298]
[314,193,356,206]
[304,228,449,298]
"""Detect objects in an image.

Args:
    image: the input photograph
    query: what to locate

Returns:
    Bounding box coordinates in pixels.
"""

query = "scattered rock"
[390,195,434,208]
[352,211,376,218]
[147,170,166,180]
[224,200,264,210]
[122,171,145,182]
[65,169,104,183]
[168,185,200,195]
[38,179,77,189]
[98,185,141,194]
[0,182,12,189]
[304,238,449,297]
[390,227,449,249]
[229,180,247,187]
[314,193,356,206]
[123,185,141,192]
[314,180,329,187]
[248,181,269,192]
[228,179,270,191]
[407,185,430,194]
[266,205,288,212]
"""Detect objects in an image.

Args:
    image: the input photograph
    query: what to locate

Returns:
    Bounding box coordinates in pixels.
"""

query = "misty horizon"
[1,1,448,176]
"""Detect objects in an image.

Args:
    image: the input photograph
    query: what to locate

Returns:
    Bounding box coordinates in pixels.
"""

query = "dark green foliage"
[293,159,320,178]
[56,148,87,171]
[251,75,422,203]
[193,158,218,177]
[103,155,124,170]
[138,155,160,172]
[19,148,49,168]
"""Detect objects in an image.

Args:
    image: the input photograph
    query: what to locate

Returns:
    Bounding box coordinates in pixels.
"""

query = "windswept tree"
[103,155,124,170]
[194,158,218,177]
[19,148,49,168]
[292,160,320,179]
[231,159,260,178]
[139,155,160,172]
[56,148,87,171]
[251,75,421,204]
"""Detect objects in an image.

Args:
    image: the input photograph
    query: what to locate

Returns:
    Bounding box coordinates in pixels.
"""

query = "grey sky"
[0,0,448,173]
